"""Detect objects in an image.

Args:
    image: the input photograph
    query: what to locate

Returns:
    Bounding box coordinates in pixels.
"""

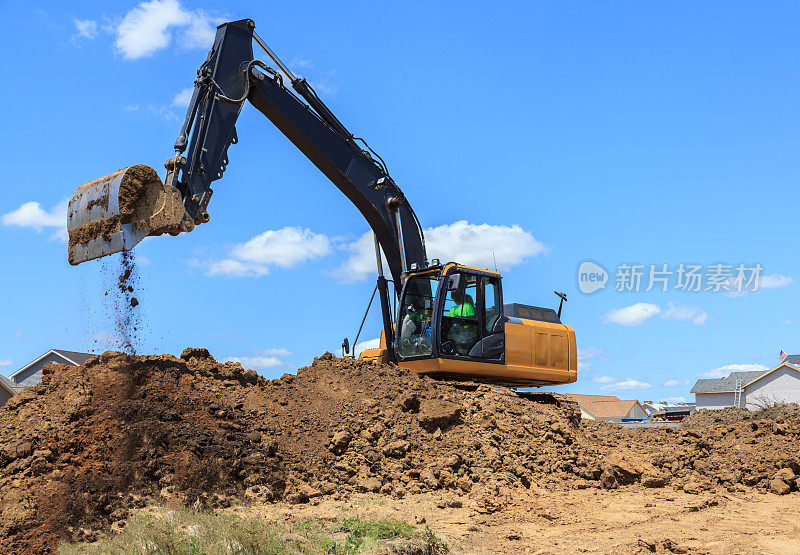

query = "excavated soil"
[1,351,799,553]
[118,165,159,224]
[67,165,161,251]
[67,217,120,248]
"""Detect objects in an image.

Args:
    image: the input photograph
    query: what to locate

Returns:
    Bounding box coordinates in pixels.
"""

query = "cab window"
[397,274,438,358]
[483,278,500,332]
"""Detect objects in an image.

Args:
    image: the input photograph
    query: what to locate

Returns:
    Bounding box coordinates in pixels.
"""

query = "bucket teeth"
[67,165,187,265]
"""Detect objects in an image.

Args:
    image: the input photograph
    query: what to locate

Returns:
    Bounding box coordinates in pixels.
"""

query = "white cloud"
[353,338,379,357]
[224,348,292,370]
[2,199,68,243]
[661,396,688,404]
[781,320,796,325]
[74,18,98,39]
[727,273,794,297]
[206,227,331,277]
[122,104,140,112]
[699,363,768,379]
[0,358,12,367]
[172,87,193,108]
[285,57,338,96]
[148,104,179,121]
[426,220,546,271]
[661,302,708,325]
[114,0,219,60]
[599,378,652,391]
[328,231,388,284]
[602,303,660,327]
[663,379,691,387]
[591,376,616,384]
[331,221,546,283]
[759,274,794,289]
[578,346,602,372]
[182,9,218,49]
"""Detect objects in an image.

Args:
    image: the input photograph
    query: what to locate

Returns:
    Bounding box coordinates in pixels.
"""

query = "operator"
[447,289,475,318]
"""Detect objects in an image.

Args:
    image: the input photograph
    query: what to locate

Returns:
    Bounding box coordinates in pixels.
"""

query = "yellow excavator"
[67,19,577,388]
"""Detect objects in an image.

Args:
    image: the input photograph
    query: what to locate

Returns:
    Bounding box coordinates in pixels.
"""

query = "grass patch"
[59,508,447,554]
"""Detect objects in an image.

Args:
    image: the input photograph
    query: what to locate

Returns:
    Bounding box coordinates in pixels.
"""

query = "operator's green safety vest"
[447,302,475,318]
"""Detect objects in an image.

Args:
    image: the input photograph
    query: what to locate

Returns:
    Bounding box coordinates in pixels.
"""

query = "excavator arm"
[171,18,427,287]
[68,18,426,288]
[68,18,430,361]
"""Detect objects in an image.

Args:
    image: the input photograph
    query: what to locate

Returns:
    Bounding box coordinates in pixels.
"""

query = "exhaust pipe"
[67,165,188,265]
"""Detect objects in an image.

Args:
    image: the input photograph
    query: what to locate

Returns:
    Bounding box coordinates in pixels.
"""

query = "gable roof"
[0,375,17,396]
[51,350,94,366]
[691,369,769,393]
[10,349,94,380]
[583,399,643,418]
[565,394,644,418]
[744,363,800,387]
[784,354,800,365]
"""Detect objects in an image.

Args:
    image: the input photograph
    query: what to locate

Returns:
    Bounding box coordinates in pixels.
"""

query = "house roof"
[691,369,769,393]
[10,349,94,380]
[583,399,642,418]
[784,354,800,365]
[565,394,643,419]
[743,363,800,387]
[51,350,94,366]
[0,375,17,396]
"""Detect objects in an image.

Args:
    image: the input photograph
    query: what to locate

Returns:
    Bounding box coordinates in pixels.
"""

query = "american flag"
[779,349,787,362]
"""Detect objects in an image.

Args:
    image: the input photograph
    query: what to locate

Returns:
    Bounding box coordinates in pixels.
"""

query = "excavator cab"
[364,263,578,388]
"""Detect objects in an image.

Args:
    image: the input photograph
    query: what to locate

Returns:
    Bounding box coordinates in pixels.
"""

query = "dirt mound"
[1,352,799,552]
[682,403,800,428]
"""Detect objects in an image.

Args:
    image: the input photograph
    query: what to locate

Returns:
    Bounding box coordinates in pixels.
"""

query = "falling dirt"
[109,251,141,354]
[0,352,799,552]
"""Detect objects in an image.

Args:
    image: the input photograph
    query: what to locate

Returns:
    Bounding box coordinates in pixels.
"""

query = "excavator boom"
[68,19,426,289]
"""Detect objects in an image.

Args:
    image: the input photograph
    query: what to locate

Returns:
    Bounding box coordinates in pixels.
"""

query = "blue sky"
[1,0,799,405]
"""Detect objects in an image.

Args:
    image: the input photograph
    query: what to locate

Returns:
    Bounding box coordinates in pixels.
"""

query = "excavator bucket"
[67,165,186,265]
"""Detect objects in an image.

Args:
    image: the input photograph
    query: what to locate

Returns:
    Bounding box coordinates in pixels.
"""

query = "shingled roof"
[691,369,769,393]
[565,394,645,419]
[9,349,94,381]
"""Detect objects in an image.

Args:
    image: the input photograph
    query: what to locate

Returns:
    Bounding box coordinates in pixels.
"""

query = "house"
[565,394,648,422]
[0,376,16,408]
[8,349,94,391]
[691,357,800,410]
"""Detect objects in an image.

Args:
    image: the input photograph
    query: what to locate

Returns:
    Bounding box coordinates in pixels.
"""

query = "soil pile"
[681,403,800,428]
[1,352,799,552]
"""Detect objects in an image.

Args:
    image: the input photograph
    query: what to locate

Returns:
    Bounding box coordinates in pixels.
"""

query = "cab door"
[438,269,504,362]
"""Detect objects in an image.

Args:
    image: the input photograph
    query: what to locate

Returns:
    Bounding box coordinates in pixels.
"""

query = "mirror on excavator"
[67,165,187,265]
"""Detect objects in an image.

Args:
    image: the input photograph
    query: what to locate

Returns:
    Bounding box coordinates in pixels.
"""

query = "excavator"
[67,19,577,389]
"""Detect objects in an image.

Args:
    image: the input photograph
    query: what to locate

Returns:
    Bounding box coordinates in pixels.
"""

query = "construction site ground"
[1,350,799,553]
[246,488,800,554]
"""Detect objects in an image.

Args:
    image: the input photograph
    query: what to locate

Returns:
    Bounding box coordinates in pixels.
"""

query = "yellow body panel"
[360,318,577,387]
